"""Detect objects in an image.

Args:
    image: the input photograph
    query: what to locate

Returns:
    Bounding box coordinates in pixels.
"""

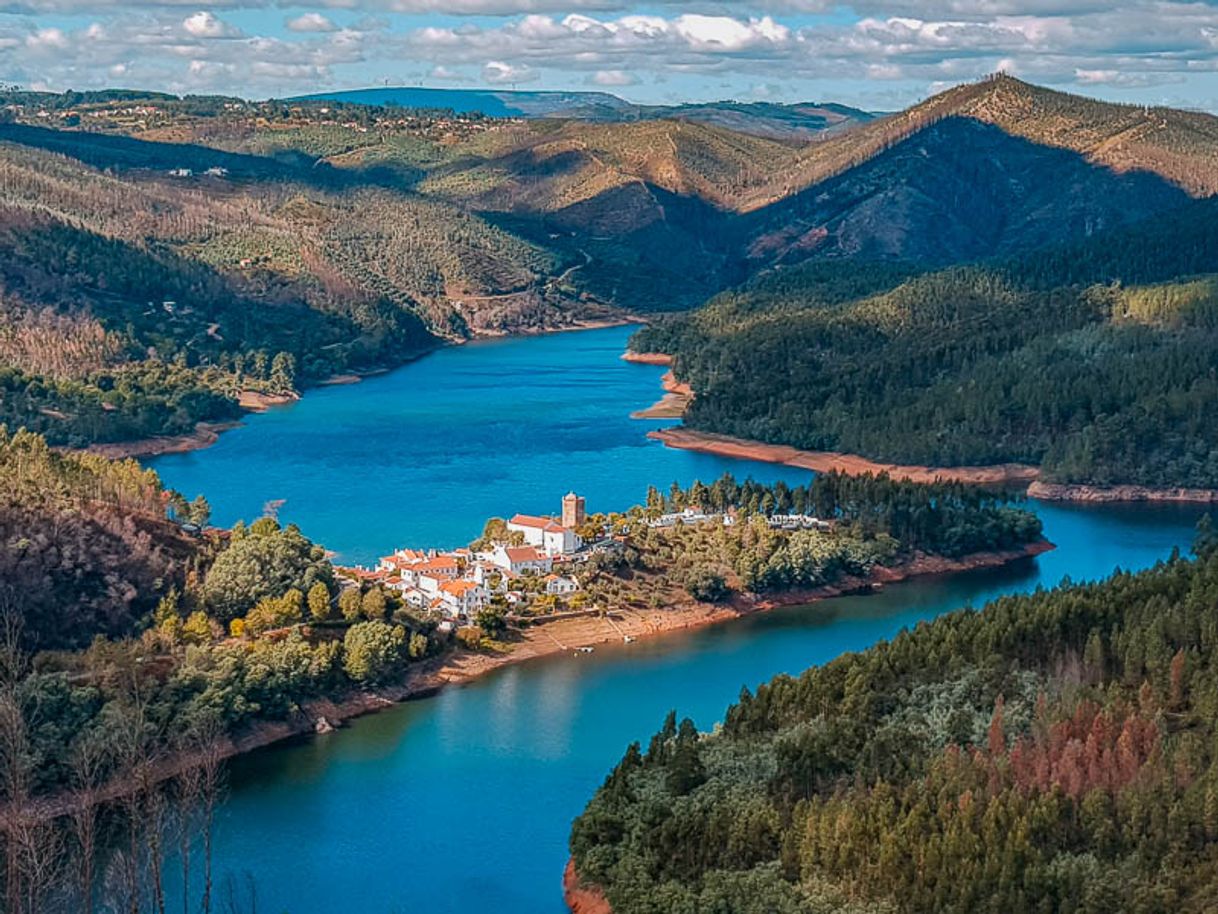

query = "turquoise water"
[150,327,1207,914]
[150,326,811,565]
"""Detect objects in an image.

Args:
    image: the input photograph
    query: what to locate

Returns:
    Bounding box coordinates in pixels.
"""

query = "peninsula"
[1,426,1049,838]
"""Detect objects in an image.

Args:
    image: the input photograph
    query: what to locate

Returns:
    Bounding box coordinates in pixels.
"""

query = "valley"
[4,74,1218,456]
[3,69,1218,914]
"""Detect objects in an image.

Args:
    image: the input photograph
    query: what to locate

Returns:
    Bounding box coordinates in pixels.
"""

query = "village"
[338,492,612,632]
[337,489,838,633]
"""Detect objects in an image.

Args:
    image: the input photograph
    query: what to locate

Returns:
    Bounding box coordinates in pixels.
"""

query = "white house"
[410,556,461,591]
[507,514,582,557]
[490,545,553,576]
[545,574,580,596]
[437,579,489,620]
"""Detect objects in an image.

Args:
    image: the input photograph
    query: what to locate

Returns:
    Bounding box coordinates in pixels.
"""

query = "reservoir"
[150,326,811,564]
[148,326,1205,914]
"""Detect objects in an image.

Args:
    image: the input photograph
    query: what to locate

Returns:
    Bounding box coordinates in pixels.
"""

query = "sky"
[2,2,1218,111]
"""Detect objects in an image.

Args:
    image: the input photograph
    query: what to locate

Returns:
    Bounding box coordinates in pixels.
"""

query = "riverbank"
[630,370,693,419]
[557,541,1054,914]
[649,427,1042,486]
[622,351,673,366]
[1028,481,1218,504]
[564,860,612,914]
[83,420,245,460]
[19,539,1052,825]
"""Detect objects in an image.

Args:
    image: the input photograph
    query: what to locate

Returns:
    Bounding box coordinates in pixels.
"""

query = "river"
[148,326,1206,914]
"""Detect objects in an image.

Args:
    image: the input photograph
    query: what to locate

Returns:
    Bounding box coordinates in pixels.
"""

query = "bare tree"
[0,597,32,914]
[192,716,226,914]
[172,761,203,914]
[69,732,112,913]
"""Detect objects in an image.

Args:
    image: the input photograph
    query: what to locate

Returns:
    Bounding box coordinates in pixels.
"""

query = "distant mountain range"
[292,86,875,140]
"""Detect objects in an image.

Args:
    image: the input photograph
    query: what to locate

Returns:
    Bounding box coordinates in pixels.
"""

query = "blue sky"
[2,2,1218,111]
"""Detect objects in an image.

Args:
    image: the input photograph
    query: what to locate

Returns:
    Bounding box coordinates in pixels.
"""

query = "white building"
[437,580,489,619]
[490,545,553,576]
[767,515,832,531]
[545,574,580,596]
[507,514,582,557]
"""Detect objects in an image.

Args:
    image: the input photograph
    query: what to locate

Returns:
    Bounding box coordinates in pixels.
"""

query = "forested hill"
[3,76,1218,447]
[304,86,875,140]
[633,197,1218,489]
[570,526,1218,914]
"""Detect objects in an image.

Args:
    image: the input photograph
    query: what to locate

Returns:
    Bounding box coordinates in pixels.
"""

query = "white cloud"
[483,59,537,84]
[287,13,338,33]
[430,64,469,81]
[25,27,69,50]
[0,2,1216,106]
[182,11,238,39]
[671,14,789,51]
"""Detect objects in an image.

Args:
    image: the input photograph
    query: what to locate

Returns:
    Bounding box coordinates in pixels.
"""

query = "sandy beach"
[630,370,694,419]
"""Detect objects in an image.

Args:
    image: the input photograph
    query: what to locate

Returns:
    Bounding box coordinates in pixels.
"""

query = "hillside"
[0,101,617,445]
[569,530,1218,913]
[0,426,202,647]
[634,198,1218,489]
[3,76,1218,445]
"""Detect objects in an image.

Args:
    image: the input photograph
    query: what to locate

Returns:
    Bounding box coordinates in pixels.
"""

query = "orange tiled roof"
[504,546,548,563]
[510,514,569,534]
[415,557,459,574]
[440,580,480,596]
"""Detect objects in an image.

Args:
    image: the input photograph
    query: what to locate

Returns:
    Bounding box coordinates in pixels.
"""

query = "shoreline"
[83,420,245,460]
[630,362,1218,504]
[21,540,1051,824]
[1027,481,1218,504]
[630,370,694,419]
[649,427,1042,486]
[557,540,1054,914]
[564,860,612,914]
[621,351,673,366]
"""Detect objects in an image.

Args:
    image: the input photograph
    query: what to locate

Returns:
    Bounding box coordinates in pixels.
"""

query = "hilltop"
[298,86,874,140]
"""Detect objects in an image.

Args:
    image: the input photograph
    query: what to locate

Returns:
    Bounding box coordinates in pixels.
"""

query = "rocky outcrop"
[621,351,673,366]
[564,860,612,914]
[1028,481,1218,504]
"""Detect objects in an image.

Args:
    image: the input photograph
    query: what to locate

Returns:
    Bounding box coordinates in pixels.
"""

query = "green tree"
[307,582,332,622]
[269,352,296,393]
[476,604,507,637]
[201,520,332,622]
[408,632,429,660]
[338,587,362,622]
[342,622,406,684]
[361,587,388,621]
[187,494,211,528]
[685,566,729,603]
